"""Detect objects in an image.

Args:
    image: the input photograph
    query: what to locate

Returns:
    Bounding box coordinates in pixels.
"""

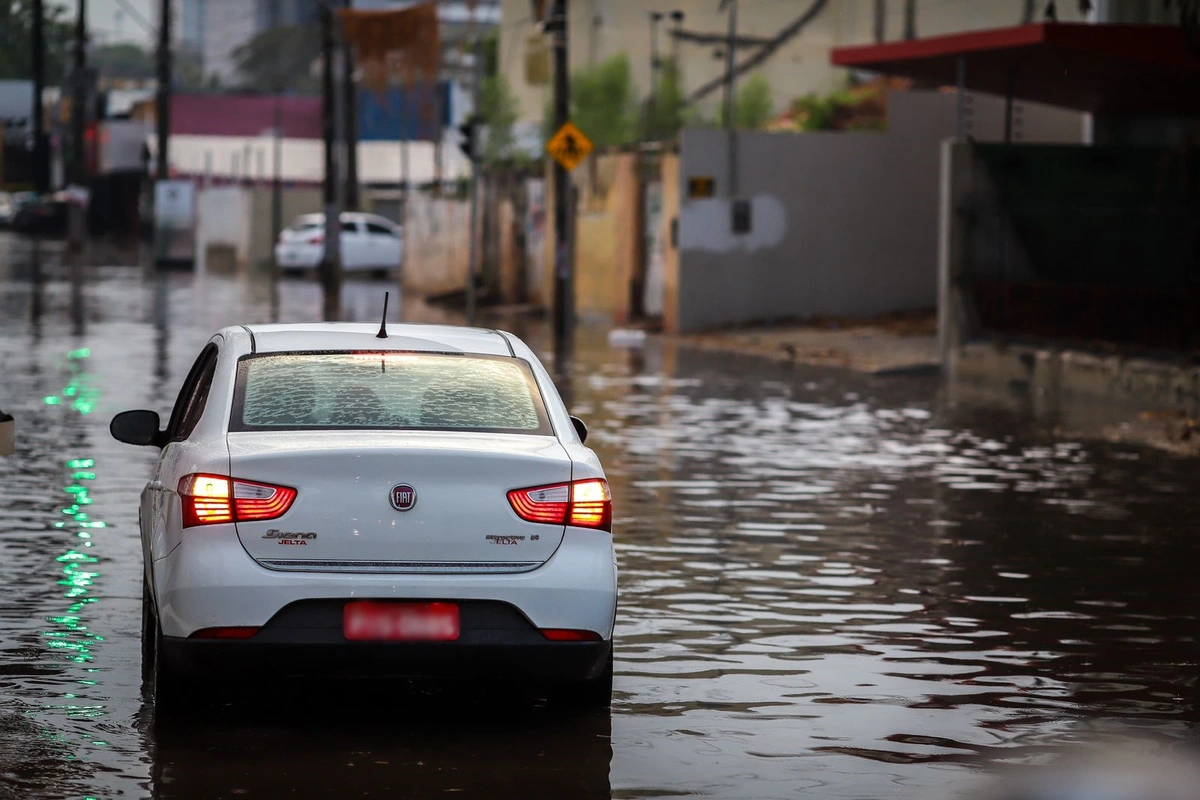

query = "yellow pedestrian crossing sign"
[546,121,593,172]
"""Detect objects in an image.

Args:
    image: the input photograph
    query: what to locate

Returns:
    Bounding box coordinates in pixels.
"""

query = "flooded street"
[1,235,1198,799]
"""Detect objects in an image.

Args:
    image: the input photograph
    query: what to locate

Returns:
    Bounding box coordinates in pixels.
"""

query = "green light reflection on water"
[38,348,113,779]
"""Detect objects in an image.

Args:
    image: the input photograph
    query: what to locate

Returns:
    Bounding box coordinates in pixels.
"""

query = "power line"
[669,29,773,47]
[686,0,830,106]
[112,0,155,35]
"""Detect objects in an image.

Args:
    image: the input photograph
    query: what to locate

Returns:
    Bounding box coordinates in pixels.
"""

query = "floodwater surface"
[1,235,1198,799]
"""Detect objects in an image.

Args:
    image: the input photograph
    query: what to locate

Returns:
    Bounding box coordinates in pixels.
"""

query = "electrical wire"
[686,0,830,105]
[111,0,156,35]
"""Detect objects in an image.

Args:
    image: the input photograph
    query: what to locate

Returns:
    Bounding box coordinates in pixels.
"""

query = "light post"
[648,11,663,139]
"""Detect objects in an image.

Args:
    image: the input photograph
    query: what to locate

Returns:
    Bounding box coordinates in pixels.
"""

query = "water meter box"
[0,412,13,456]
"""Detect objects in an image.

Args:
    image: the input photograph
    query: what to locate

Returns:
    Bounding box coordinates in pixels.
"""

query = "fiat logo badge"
[390,484,417,512]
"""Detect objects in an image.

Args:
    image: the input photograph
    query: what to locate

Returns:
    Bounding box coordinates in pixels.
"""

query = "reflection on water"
[0,234,1198,799]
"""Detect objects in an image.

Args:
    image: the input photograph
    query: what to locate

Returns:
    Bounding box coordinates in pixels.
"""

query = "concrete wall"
[195,186,252,275]
[248,185,323,267]
[671,89,1082,333]
[660,152,681,334]
[402,192,471,297]
[195,184,323,274]
[540,152,643,324]
[499,0,1093,127]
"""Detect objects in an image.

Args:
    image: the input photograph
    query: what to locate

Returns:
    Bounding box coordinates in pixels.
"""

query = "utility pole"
[32,0,49,194]
[72,0,88,187]
[319,1,342,321]
[271,98,283,272]
[670,10,684,63]
[155,0,171,181]
[550,0,571,371]
[342,0,359,210]
[721,0,738,200]
[466,37,483,326]
[648,11,662,139]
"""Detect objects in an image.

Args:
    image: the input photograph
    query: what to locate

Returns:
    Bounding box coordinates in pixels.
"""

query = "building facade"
[180,0,320,86]
[498,0,1176,134]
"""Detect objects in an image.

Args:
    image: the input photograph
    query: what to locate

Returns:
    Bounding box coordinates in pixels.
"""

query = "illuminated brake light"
[540,628,602,642]
[179,473,296,528]
[179,474,232,526]
[507,479,612,532]
[568,479,612,530]
[233,479,298,521]
[189,626,260,639]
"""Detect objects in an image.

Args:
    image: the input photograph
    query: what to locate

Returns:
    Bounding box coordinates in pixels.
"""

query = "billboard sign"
[358,82,451,142]
[0,80,33,145]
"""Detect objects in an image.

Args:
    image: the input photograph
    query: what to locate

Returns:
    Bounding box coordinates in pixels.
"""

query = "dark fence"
[968,143,1200,350]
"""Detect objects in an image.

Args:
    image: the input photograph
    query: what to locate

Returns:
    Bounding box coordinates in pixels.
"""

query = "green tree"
[91,43,154,81]
[231,24,320,92]
[545,54,636,149]
[716,73,775,130]
[175,47,209,91]
[642,57,685,142]
[0,0,73,82]
[479,73,519,164]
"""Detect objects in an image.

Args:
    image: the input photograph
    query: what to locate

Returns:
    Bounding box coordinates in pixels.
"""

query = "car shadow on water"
[139,682,613,800]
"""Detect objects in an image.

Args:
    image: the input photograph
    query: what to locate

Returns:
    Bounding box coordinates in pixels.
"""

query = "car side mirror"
[570,416,588,444]
[111,409,163,447]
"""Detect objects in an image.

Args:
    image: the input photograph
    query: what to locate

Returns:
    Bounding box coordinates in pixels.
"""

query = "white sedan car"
[275,212,404,274]
[111,323,616,707]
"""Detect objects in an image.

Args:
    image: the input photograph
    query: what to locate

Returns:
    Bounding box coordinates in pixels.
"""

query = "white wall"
[674,89,1082,332]
[195,185,252,274]
[155,132,472,185]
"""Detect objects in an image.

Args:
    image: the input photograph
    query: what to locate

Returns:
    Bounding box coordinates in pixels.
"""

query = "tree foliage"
[232,24,321,92]
[0,0,73,82]
[642,57,686,142]
[545,54,636,149]
[479,73,519,164]
[716,73,774,130]
[91,43,154,80]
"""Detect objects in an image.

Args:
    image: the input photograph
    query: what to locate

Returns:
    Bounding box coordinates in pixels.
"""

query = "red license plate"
[343,602,460,642]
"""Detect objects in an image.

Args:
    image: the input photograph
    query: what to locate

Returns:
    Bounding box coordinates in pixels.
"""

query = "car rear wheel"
[552,650,613,711]
[143,577,184,710]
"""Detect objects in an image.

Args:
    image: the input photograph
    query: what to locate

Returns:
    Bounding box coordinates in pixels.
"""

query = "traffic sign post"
[546,121,593,173]
[548,0,572,376]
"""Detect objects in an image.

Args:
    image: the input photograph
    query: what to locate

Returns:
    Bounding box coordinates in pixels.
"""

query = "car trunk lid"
[228,430,571,572]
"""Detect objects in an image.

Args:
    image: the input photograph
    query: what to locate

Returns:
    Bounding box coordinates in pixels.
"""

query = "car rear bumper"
[153,527,618,642]
[274,244,321,268]
[161,636,611,682]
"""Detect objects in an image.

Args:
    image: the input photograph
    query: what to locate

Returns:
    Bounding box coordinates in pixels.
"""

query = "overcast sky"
[50,0,160,47]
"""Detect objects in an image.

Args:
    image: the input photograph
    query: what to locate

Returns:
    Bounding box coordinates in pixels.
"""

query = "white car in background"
[110,323,616,709]
[275,212,403,275]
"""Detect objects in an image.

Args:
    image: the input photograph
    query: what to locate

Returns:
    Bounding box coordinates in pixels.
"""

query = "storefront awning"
[831,23,1200,115]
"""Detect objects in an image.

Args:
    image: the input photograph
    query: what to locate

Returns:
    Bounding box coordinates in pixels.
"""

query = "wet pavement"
[1,234,1198,799]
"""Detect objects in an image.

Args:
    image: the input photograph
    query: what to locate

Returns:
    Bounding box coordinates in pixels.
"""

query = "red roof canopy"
[831,23,1200,115]
[171,94,322,138]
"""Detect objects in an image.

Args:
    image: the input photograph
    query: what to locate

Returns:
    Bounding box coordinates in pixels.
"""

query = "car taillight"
[507,478,612,532]
[178,473,297,528]
[190,626,260,639]
[307,234,324,244]
[540,628,602,642]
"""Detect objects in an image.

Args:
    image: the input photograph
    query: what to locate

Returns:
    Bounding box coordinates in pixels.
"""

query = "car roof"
[289,212,398,226]
[237,323,515,357]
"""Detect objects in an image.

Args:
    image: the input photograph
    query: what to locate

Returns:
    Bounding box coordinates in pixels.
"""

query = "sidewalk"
[676,311,940,375]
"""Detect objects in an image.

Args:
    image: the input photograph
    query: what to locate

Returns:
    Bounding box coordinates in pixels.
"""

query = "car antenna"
[376,291,389,339]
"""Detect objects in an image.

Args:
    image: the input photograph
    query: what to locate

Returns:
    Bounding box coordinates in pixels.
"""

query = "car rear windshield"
[231,352,552,434]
